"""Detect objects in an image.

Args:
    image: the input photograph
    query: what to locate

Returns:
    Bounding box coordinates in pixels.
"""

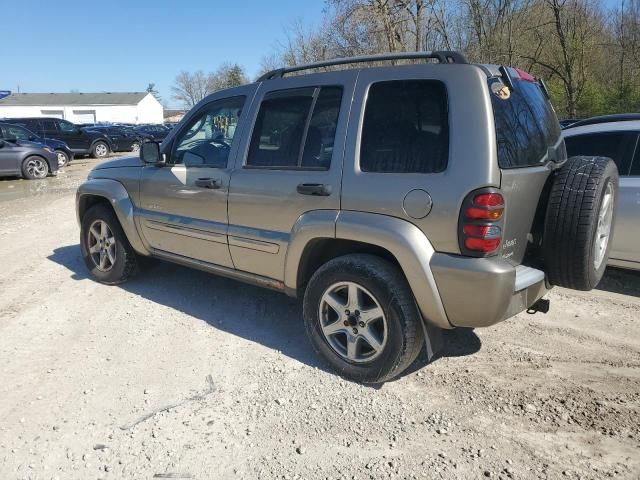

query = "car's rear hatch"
[488,66,566,266]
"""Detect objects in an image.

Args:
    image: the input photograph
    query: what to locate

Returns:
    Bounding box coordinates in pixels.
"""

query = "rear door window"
[360,80,449,173]
[490,77,561,168]
[40,119,58,133]
[247,86,342,170]
[564,132,635,175]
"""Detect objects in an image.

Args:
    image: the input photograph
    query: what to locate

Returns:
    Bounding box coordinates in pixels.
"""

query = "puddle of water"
[0,159,101,202]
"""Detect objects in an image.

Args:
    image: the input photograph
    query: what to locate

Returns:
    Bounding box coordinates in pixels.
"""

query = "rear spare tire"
[542,156,618,290]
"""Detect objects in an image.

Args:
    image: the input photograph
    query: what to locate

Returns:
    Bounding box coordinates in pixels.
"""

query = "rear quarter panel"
[340,64,500,254]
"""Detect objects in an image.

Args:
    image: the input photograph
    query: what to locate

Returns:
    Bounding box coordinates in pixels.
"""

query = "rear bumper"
[430,254,549,328]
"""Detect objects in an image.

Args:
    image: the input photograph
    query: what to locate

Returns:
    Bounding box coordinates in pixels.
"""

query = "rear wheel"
[543,156,619,290]
[130,142,140,153]
[91,141,109,159]
[21,156,49,179]
[55,150,69,167]
[303,254,424,383]
[80,204,138,284]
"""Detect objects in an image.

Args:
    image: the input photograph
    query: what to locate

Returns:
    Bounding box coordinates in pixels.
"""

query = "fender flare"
[284,210,452,329]
[76,179,149,255]
[89,137,112,153]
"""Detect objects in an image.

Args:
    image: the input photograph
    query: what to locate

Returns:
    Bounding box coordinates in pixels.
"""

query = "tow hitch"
[527,298,550,314]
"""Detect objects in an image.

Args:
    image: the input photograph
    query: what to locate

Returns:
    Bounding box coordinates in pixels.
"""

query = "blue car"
[0,122,74,167]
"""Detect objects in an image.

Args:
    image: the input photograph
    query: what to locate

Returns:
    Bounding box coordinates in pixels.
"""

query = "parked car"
[76,51,618,383]
[559,118,580,128]
[0,137,58,179]
[563,114,640,271]
[0,122,74,167]
[3,117,113,159]
[83,125,144,153]
[133,124,169,142]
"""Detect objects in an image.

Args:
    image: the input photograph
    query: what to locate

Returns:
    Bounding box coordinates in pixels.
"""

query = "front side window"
[247,86,343,169]
[172,96,245,167]
[360,80,449,173]
[565,132,634,175]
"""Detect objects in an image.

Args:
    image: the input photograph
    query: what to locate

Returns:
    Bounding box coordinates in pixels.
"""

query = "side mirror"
[140,141,163,165]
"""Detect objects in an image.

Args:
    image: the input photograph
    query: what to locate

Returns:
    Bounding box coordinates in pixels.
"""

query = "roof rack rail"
[257,50,469,81]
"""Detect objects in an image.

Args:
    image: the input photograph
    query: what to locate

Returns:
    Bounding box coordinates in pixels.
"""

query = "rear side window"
[565,132,635,175]
[58,120,76,133]
[247,86,342,169]
[360,80,448,173]
[490,78,561,168]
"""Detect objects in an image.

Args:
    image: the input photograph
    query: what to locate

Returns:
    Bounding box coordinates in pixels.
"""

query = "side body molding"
[335,211,452,329]
[76,179,149,256]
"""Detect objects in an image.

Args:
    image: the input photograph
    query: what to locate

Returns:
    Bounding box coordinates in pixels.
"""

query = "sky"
[1,0,326,108]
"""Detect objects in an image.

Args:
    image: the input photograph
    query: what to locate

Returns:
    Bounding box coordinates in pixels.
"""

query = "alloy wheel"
[594,182,614,270]
[95,143,108,157]
[25,158,48,178]
[318,281,388,363]
[87,220,117,272]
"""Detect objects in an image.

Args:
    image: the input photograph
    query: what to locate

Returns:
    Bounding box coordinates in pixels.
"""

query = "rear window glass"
[490,78,561,168]
[360,80,448,174]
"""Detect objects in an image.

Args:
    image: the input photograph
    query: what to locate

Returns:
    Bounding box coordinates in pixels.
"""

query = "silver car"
[563,115,640,270]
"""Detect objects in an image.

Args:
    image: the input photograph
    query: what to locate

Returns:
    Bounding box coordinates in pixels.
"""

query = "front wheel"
[303,254,424,383]
[55,150,69,167]
[91,141,109,159]
[21,156,49,179]
[80,204,138,284]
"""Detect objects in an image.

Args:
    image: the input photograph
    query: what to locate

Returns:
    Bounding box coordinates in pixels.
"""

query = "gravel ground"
[0,158,639,480]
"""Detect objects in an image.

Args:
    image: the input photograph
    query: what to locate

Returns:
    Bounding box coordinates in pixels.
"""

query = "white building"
[0,92,163,124]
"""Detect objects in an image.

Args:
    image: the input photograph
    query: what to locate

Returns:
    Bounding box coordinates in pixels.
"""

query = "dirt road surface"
[1,158,639,480]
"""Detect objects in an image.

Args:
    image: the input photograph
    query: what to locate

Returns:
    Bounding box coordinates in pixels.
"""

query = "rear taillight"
[459,189,505,256]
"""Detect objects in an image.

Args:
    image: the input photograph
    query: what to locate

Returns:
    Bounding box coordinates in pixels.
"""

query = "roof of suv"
[562,119,640,137]
[564,114,640,129]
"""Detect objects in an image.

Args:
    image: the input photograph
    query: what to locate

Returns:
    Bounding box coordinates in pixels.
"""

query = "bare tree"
[171,70,213,108]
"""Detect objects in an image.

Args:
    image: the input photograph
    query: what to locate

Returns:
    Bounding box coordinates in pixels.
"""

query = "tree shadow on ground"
[596,267,640,298]
[48,244,482,384]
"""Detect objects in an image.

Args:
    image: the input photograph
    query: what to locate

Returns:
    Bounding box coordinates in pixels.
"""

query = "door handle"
[296,183,332,196]
[195,178,221,189]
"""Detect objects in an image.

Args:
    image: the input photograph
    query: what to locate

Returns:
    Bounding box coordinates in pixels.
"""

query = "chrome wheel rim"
[131,142,140,152]
[594,182,614,270]
[319,281,387,363]
[95,143,108,157]
[25,158,48,178]
[87,220,117,272]
[56,151,68,167]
